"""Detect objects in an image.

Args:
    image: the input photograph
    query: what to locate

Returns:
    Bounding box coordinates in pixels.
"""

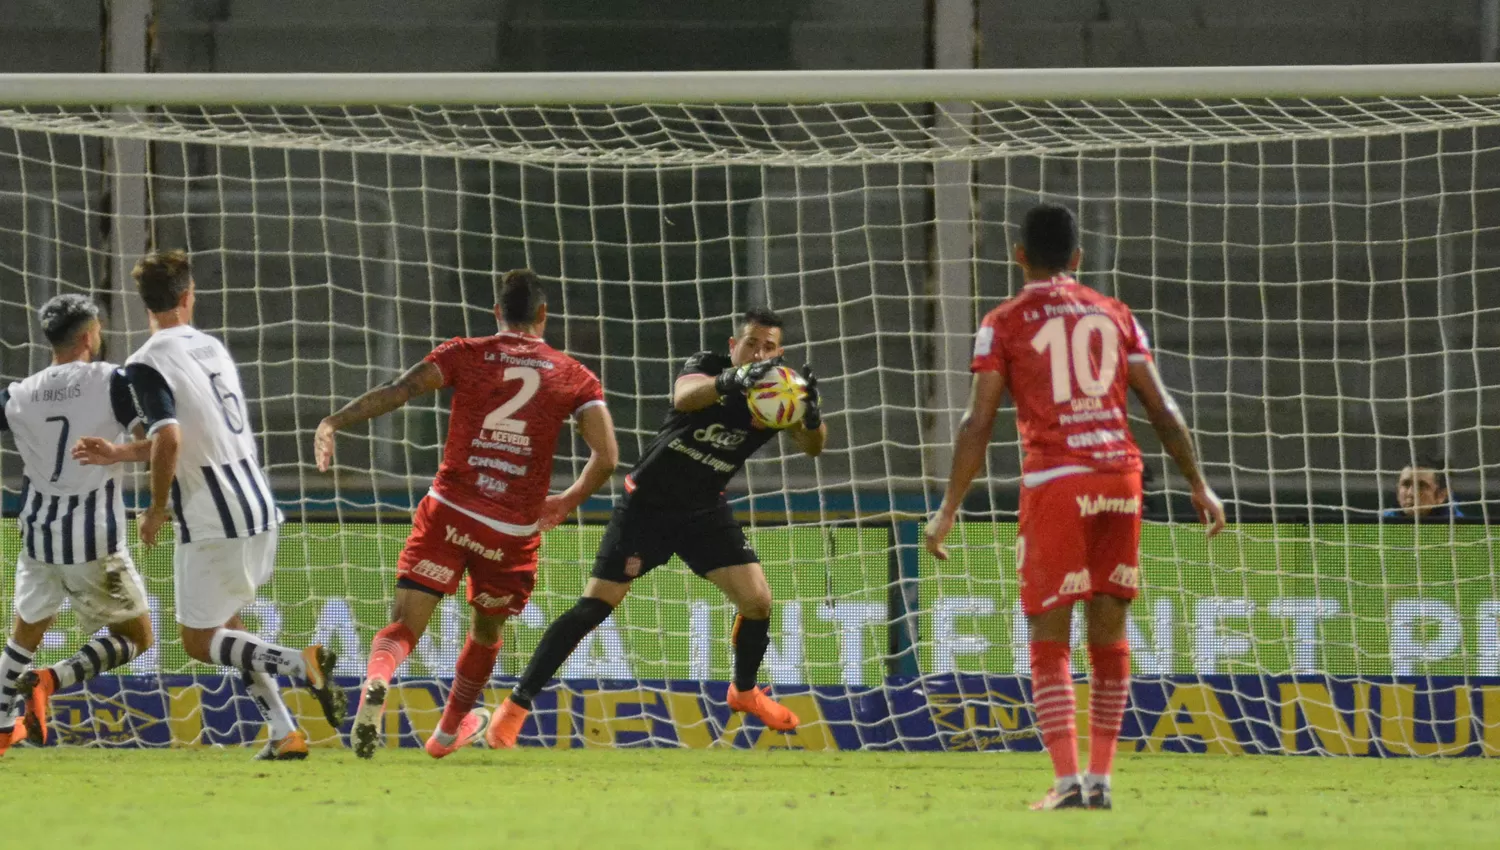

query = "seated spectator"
[1383,456,1464,520]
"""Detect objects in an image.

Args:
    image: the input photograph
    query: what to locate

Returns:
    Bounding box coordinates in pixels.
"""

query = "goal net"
[1,68,1496,755]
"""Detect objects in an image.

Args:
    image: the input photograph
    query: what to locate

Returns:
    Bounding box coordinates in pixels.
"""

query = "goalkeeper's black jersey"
[624,351,778,511]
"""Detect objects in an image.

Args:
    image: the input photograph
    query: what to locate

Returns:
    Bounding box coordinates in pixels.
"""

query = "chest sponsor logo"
[1058,569,1092,596]
[693,423,747,449]
[1108,563,1140,589]
[410,559,456,584]
[1076,494,1141,517]
[467,455,528,476]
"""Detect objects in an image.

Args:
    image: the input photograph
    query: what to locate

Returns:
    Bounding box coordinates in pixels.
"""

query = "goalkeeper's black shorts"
[591,492,758,582]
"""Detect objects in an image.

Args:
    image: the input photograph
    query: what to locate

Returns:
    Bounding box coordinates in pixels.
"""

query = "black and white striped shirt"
[2,361,135,565]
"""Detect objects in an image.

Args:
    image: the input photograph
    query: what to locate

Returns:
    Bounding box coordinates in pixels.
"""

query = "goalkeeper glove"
[800,364,822,430]
[714,357,780,397]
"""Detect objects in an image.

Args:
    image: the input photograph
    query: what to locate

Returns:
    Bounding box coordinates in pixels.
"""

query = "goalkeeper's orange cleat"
[17,668,57,746]
[425,708,490,759]
[727,685,799,732]
[484,699,529,750]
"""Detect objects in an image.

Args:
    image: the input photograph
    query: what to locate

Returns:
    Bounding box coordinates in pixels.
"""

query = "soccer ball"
[746,365,807,429]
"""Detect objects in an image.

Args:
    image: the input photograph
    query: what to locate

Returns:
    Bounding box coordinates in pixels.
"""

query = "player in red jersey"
[925,204,1225,810]
[314,269,618,760]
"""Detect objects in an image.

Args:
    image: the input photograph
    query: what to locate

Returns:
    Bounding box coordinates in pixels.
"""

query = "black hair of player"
[1411,454,1450,494]
[497,268,547,326]
[133,250,194,313]
[39,293,100,348]
[1021,203,1079,273]
[741,307,784,335]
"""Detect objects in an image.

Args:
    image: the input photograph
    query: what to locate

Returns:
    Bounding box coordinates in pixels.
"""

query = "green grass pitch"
[2,749,1496,849]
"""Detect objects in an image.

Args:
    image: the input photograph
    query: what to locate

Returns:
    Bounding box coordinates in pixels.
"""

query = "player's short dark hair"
[133,250,194,313]
[1021,203,1079,273]
[1408,454,1450,493]
[38,293,100,347]
[496,268,547,326]
[740,308,784,334]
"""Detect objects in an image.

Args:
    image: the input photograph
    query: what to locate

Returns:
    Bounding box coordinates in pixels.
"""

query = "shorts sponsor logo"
[1109,563,1140,589]
[472,592,514,609]
[410,559,456,584]
[1076,494,1141,517]
[444,525,507,562]
[692,423,747,450]
[624,555,643,578]
[1058,568,1091,596]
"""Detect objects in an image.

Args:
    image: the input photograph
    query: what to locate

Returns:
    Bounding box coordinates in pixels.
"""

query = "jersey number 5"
[480,366,540,434]
[1030,315,1120,403]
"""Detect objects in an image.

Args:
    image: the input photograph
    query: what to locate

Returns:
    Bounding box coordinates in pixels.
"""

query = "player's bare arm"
[539,404,620,531]
[1127,360,1226,538]
[315,360,445,472]
[73,423,150,466]
[140,422,181,547]
[925,370,1007,560]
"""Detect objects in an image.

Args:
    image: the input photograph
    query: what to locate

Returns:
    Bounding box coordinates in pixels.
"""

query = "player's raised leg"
[16,551,155,746]
[425,611,505,759]
[488,578,628,749]
[710,563,798,732]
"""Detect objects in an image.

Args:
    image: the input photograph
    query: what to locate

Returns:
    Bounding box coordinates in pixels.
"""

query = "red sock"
[1030,640,1079,780]
[1087,640,1131,778]
[366,623,416,684]
[438,637,501,736]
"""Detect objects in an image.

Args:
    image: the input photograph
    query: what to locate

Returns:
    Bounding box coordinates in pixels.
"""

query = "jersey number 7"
[480,366,540,434]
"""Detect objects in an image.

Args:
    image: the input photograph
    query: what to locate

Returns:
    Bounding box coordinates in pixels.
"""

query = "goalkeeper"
[486,308,827,748]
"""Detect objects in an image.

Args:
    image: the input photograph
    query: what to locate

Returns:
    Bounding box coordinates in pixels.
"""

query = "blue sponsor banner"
[34,675,1500,756]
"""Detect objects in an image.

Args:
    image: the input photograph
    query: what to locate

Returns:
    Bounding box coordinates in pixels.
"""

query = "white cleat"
[352,678,388,760]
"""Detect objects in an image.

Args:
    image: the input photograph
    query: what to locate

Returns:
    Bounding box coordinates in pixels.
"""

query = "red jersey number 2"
[480,366,541,434]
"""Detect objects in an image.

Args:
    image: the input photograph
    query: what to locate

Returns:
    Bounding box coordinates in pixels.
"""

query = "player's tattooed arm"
[1127,360,1226,538]
[315,361,444,472]
[926,370,1007,560]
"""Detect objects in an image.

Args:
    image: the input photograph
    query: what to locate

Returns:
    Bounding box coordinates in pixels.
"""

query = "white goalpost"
[0,65,1496,755]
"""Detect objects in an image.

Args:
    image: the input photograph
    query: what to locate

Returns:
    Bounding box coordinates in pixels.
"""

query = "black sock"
[732,615,771,692]
[510,597,614,709]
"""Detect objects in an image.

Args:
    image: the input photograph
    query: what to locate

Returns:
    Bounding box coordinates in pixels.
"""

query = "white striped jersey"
[125,325,282,543]
[1,361,135,565]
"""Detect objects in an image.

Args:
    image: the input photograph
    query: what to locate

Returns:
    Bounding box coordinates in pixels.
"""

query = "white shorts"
[13,549,150,635]
[174,526,278,629]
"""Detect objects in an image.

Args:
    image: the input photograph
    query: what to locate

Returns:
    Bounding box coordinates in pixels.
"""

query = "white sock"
[210,629,307,679]
[0,640,33,728]
[1054,774,1083,794]
[1084,772,1111,790]
[245,671,298,741]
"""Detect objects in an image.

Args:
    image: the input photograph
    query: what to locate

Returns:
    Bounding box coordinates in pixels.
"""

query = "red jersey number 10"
[480,366,540,434]
[1029,315,1121,404]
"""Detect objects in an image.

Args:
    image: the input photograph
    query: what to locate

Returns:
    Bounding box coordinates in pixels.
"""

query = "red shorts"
[1017,470,1142,616]
[396,496,540,616]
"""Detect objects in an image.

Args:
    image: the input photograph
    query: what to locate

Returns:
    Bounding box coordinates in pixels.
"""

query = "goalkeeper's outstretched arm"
[314,361,444,472]
[1126,360,1227,537]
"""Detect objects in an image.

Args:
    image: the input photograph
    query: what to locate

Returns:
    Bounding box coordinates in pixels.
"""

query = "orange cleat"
[425,708,490,759]
[0,723,23,757]
[727,685,799,732]
[17,668,57,746]
[254,729,309,761]
[484,699,529,750]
